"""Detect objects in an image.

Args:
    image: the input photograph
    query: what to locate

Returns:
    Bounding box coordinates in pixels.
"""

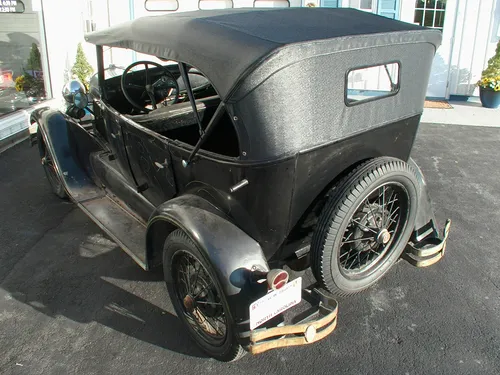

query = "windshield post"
[178,62,204,136]
[96,45,106,99]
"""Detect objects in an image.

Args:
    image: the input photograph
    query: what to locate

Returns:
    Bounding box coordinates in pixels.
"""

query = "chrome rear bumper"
[248,219,451,355]
[248,288,338,355]
[403,219,451,267]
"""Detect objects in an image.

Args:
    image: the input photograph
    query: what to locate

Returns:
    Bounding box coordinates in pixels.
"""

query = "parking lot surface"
[1,123,499,374]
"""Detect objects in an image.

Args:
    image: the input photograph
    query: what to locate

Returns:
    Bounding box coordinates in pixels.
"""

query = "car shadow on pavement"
[1,217,207,359]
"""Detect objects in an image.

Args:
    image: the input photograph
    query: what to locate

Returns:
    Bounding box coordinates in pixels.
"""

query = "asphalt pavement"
[1,123,499,374]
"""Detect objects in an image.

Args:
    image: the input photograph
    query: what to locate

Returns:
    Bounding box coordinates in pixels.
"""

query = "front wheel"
[163,230,246,362]
[311,157,419,296]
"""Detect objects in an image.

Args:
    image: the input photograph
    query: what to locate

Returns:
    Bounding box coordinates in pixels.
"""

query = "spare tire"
[311,157,418,296]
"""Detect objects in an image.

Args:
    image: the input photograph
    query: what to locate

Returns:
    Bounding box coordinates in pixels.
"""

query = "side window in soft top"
[346,62,400,105]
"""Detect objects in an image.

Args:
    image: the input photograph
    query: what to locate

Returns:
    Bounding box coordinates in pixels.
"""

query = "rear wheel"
[37,130,67,199]
[311,157,419,296]
[163,230,246,362]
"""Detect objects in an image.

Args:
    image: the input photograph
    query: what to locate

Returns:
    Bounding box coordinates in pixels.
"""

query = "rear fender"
[32,107,103,201]
[146,194,269,336]
[408,157,439,241]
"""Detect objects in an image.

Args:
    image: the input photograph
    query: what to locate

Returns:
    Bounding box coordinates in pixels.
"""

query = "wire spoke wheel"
[172,250,227,345]
[41,146,59,186]
[311,157,418,296]
[163,230,246,361]
[338,182,409,279]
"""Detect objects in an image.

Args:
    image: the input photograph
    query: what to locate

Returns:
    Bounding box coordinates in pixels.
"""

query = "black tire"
[37,130,67,199]
[311,157,419,296]
[163,229,246,362]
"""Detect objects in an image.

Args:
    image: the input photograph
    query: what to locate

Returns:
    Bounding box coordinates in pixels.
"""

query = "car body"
[33,8,450,360]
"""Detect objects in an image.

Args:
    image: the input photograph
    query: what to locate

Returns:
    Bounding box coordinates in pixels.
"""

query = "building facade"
[0,0,498,143]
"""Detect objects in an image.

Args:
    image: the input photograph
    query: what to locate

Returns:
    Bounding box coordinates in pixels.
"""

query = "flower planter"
[479,87,500,109]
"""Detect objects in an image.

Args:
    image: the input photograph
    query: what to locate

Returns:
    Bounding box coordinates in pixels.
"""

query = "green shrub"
[71,43,94,89]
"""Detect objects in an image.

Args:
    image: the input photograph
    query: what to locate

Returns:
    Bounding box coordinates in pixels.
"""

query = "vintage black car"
[33,8,451,361]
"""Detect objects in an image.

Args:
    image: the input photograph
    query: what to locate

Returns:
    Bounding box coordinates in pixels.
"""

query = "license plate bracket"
[249,277,302,330]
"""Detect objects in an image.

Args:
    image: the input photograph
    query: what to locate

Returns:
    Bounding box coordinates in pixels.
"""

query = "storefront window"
[0,0,48,117]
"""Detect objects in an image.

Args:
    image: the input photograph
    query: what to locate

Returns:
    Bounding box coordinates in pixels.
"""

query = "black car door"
[120,118,177,207]
[96,101,136,183]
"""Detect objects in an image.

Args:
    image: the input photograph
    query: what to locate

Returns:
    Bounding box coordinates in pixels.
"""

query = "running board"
[79,195,148,270]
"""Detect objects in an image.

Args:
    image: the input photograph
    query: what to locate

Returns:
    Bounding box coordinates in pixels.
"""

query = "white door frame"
[443,0,460,99]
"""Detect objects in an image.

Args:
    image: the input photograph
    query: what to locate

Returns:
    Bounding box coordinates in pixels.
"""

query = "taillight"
[266,269,289,290]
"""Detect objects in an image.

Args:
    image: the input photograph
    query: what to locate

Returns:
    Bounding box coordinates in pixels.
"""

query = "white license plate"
[249,277,302,330]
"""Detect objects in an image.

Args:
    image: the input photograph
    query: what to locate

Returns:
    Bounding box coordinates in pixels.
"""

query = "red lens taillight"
[266,269,289,290]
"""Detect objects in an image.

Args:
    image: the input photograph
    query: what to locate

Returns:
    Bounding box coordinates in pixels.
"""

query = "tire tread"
[311,157,418,296]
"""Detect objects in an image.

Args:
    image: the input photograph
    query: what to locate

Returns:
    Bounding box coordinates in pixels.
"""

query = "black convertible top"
[85,8,441,101]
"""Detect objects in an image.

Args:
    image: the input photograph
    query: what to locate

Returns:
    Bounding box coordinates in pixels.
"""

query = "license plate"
[249,277,302,330]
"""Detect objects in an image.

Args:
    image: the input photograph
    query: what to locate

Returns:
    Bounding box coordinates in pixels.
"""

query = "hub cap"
[377,228,391,244]
[338,183,410,277]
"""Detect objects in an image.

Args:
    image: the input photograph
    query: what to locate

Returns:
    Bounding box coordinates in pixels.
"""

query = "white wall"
[399,0,415,24]
[42,0,90,97]
[41,0,499,99]
[398,0,498,98]
[448,0,498,97]
[42,0,306,97]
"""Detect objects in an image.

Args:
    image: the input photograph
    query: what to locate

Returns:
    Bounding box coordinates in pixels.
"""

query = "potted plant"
[477,41,500,108]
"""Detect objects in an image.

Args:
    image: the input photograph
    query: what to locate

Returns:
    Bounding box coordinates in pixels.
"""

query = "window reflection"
[1,4,47,117]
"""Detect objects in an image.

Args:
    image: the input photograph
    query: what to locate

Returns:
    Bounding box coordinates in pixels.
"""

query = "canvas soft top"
[85,7,441,101]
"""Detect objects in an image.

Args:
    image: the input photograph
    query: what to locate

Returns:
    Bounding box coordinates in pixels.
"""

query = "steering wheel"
[121,61,179,113]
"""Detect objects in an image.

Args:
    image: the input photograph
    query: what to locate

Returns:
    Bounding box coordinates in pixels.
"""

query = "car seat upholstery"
[128,95,220,132]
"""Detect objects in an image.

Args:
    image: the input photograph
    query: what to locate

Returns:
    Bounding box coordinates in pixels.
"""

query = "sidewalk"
[421,97,500,127]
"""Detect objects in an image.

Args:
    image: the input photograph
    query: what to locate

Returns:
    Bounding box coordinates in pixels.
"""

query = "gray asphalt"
[1,123,499,374]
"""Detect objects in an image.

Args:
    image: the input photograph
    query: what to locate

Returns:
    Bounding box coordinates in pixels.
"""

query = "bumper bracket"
[248,288,338,355]
[403,219,451,267]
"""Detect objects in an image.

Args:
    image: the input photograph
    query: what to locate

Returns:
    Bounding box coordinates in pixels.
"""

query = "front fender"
[33,108,103,202]
[146,194,269,335]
